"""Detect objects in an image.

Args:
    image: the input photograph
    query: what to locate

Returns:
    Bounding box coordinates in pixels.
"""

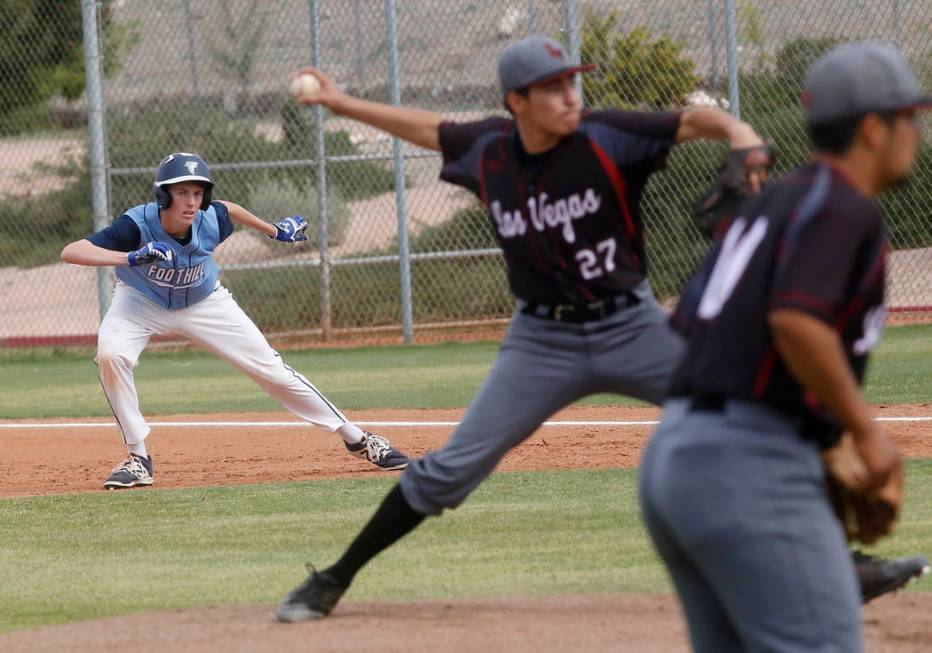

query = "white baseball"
[290,74,321,101]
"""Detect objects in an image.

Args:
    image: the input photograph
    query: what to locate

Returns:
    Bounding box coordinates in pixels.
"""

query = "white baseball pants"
[96,281,348,445]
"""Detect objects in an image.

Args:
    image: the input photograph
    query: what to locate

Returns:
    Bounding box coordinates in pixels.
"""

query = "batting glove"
[128,241,174,266]
[271,215,309,243]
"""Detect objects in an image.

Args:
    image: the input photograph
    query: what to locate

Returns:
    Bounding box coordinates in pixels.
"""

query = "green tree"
[580,10,699,110]
[774,36,842,95]
[0,0,125,134]
[207,1,267,114]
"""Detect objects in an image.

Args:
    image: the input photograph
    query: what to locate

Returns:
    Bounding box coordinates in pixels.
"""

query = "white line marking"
[0,417,929,429]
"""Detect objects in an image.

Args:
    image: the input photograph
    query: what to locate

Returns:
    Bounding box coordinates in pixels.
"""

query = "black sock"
[325,483,425,587]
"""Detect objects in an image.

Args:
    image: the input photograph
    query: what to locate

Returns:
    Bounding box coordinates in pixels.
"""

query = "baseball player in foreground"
[60,153,409,489]
[640,42,930,652]
[275,36,925,622]
[274,35,775,622]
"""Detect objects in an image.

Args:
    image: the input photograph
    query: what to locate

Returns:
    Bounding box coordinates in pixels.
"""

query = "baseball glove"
[691,143,776,237]
[271,215,309,243]
[825,462,903,545]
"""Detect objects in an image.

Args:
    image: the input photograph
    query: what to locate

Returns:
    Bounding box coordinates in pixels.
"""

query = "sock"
[128,441,148,459]
[325,483,426,587]
[337,423,365,445]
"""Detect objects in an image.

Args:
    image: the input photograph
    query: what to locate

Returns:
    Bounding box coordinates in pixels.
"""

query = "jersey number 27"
[575,238,617,280]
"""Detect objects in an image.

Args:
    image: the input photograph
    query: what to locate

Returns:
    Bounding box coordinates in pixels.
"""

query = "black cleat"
[276,565,346,622]
[853,550,930,603]
[103,454,153,489]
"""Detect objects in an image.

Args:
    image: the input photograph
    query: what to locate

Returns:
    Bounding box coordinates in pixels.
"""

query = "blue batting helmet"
[153,152,214,210]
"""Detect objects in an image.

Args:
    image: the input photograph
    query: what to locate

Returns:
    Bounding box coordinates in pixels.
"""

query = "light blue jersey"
[115,202,224,310]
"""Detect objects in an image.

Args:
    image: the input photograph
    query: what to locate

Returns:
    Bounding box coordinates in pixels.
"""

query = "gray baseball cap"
[498,35,595,96]
[803,42,931,124]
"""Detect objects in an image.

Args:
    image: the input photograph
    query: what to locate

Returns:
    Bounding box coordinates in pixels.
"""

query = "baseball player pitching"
[640,42,930,652]
[274,35,773,622]
[60,152,409,489]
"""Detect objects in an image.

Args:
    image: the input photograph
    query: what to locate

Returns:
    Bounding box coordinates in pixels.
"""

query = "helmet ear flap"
[200,185,213,210]
[154,184,172,209]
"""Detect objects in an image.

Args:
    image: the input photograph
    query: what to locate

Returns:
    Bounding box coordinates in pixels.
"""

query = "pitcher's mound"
[3,592,930,653]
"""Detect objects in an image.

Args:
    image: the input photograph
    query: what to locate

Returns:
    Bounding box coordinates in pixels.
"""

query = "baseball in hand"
[290,74,321,102]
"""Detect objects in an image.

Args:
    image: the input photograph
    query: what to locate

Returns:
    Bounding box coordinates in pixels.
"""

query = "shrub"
[734,35,931,249]
[739,36,842,117]
[0,99,397,269]
[222,255,513,332]
[409,202,496,253]
[105,101,283,214]
[0,0,128,136]
[280,101,398,200]
[0,156,92,267]
[581,11,699,110]
[774,36,842,95]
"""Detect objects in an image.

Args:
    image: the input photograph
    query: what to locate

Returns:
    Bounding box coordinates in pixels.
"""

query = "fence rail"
[0,0,929,348]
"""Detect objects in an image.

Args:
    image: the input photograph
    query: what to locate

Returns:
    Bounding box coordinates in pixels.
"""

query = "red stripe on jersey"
[478,150,489,205]
[835,242,887,330]
[752,344,777,396]
[803,389,821,412]
[587,139,640,267]
[835,296,864,331]
[771,289,833,317]
[502,136,550,276]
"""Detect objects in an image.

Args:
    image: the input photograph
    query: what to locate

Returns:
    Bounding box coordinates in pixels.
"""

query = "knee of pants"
[399,453,496,516]
[95,346,137,372]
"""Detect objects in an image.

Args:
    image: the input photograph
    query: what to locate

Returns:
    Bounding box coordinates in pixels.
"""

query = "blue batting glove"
[271,215,309,243]
[128,241,174,266]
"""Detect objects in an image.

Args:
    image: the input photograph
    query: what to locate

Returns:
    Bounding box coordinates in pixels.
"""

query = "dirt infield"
[3,404,931,498]
[1,404,930,651]
[3,593,931,653]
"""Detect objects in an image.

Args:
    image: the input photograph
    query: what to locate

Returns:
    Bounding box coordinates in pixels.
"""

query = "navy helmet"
[153,152,214,210]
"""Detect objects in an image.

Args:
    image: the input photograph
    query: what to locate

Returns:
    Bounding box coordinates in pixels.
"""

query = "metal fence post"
[724,0,741,118]
[182,0,201,97]
[707,0,720,89]
[81,0,112,319]
[352,0,366,89]
[310,0,332,339]
[527,0,536,34]
[385,0,413,345]
[892,0,902,47]
[562,0,583,102]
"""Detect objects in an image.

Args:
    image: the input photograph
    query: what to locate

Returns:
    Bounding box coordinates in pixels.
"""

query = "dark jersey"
[87,201,234,250]
[438,111,680,305]
[669,162,888,443]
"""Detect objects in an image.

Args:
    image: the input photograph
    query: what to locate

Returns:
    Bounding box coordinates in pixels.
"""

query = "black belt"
[519,292,640,323]
[689,395,727,412]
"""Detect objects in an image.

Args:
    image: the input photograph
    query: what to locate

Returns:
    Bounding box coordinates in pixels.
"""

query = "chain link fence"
[0,0,929,348]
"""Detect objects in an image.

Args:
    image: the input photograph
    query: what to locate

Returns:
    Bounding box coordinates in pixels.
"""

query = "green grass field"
[0,324,930,632]
[1,324,930,418]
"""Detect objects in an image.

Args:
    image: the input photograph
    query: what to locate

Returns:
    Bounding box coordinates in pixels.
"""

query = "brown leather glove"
[691,143,777,237]
[825,452,903,545]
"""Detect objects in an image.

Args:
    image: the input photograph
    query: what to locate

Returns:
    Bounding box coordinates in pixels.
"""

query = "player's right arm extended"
[61,238,134,266]
[292,67,442,151]
[768,308,900,490]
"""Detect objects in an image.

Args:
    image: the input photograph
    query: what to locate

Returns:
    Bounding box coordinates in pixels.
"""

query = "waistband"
[666,396,802,428]
[667,395,841,448]
[517,291,641,323]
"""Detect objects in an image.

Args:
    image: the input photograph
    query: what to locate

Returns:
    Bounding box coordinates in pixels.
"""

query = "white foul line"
[0,417,929,430]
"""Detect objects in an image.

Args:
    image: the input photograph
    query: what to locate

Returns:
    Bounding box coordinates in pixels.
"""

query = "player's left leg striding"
[590,283,685,405]
[97,283,165,488]
[176,285,409,469]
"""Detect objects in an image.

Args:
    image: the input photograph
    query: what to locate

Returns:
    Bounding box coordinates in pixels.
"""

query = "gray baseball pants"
[399,280,684,515]
[639,398,862,653]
